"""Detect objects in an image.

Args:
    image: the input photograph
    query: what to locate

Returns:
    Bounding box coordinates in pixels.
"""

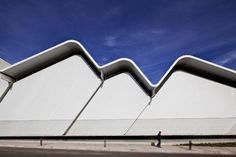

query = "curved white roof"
[1,40,236,97]
[0,58,10,70]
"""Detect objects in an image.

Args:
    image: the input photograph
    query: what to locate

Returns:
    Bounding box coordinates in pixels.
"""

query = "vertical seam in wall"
[62,80,104,136]
[227,120,236,134]
[0,81,13,103]
[123,97,152,135]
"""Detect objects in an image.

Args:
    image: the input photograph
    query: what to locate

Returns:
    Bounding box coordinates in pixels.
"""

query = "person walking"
[156,131,161,147]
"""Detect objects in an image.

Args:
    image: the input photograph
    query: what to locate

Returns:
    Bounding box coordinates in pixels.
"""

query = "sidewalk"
[0,139,235,155]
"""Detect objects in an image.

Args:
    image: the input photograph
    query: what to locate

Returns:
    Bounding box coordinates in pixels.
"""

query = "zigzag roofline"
[1,40,236,97]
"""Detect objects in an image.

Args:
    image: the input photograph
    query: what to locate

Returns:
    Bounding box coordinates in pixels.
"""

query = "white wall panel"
[127,118,236,135]
[129,71,236,135]
[0,55,101,136]
[0,77,8,97]
[68,73,150,135]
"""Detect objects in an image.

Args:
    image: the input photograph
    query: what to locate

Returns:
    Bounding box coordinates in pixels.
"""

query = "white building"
[0,40,235,136]
[0,58,10,70]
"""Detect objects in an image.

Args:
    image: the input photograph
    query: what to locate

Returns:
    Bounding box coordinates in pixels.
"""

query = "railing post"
[40,138,43,146]
[104,140,106,147]
[189,140,192,150]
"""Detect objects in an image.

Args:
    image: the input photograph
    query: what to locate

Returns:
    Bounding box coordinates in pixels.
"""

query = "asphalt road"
[0,147,235,157]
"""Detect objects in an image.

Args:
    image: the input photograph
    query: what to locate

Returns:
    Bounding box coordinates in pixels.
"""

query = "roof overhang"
[1,40,236,97]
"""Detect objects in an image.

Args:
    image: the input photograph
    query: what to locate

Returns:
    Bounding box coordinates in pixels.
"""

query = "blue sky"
[0,0,236,83]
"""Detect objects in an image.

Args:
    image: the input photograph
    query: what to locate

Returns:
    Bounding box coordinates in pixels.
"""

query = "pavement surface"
[0,139,235,156]
[0,147,236,157]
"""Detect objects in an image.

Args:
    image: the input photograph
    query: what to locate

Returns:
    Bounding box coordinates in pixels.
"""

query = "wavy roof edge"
[1,40,236,97]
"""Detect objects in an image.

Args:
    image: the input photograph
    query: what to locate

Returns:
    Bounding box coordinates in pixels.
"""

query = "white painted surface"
[0,63,235,136]
[68,73,150,135]
[127,118,236,135]
[228,121,236,134]
[0,58,10,70]
[0,120,70,136]
[129,71,236,135]
[0,77,8,97]
[0,55,101,135]
[69,120,134,136]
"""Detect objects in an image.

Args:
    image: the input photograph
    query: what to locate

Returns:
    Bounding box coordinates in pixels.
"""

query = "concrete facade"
[0,40,235,136]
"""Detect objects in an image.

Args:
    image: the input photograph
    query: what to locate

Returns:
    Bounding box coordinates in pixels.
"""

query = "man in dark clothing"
[156,131,161,147]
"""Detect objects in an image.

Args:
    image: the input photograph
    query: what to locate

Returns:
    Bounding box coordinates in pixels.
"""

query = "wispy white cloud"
[102,28,165,49]
[151,30,164,35]
[101,56,108,62]
[212,49,236,65]
[103,36,118,47]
